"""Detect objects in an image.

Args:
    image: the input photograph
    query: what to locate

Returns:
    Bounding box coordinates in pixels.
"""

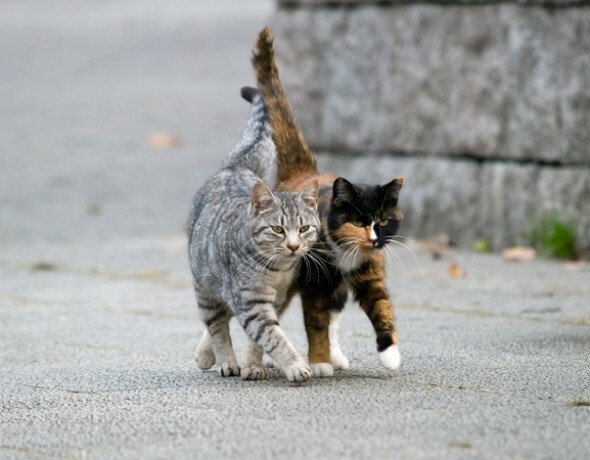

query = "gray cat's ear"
[332,177,359,207]
[299,180,319,209]
[251,182,276,215]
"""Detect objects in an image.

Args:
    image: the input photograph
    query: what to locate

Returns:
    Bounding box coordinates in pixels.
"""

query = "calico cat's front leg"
[301,285,348,377]
[352,258,401,370]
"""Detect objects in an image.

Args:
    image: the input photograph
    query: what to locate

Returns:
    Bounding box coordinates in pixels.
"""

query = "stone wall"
[270,0,590,254]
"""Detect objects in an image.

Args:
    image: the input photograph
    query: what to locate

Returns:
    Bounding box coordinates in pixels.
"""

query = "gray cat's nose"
[287,242,301,253]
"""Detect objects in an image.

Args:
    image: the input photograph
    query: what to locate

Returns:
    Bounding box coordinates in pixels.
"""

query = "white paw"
[195,348,216,370]
[310,362,334,377]
[283,360,312,383]
[241,365,268,380]
[213,361,240,377]
[331,351,350,370]
[379,345,401,370]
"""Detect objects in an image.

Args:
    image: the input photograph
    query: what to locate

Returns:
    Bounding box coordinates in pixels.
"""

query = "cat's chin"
[360,243,382,253]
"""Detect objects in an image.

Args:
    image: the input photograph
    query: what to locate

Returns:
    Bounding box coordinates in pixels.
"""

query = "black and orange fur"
[248,27,405,371]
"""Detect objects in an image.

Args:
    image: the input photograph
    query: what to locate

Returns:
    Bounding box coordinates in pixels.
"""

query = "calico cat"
[187,87,320,382]
[248,27,405,377]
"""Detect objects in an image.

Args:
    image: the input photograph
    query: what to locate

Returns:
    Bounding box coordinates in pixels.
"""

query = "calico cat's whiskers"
[339,243,365,280]
[334,236,359,251]
[383,244,405,269]
[387,236,417,262]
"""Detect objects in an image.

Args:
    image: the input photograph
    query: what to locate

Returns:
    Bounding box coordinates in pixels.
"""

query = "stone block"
[272,4,590,164]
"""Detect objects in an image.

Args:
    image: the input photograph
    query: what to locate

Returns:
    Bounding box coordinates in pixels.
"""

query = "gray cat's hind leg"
[199,303,240,377]
[195,330,216,369]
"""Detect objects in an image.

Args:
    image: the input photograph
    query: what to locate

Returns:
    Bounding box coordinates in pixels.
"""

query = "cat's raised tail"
[251,27,318,184]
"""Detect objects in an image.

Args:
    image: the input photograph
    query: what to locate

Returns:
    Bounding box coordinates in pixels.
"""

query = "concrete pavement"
[1,1,589,459]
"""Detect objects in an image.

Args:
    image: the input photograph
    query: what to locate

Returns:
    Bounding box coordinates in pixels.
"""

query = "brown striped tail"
[252,27,318,184]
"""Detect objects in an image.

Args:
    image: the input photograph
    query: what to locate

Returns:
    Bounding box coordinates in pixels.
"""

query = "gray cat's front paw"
[195,348,216,370]
[241,365,268,380]
[214,361,240,377]
[283,361,312,382]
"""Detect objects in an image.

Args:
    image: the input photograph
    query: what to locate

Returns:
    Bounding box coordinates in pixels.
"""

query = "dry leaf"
[448,262,466,279]
[418,234,450,260]
[502,247,537,262]
[146,131,181,149]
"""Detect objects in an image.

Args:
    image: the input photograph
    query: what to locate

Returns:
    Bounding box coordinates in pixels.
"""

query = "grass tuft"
[449,441,473,449]
[568,400,590,407]
[31,262,58,272]
[530,211,577,260]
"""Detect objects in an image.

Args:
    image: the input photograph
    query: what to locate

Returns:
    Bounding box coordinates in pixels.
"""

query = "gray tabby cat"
[187,87,320,382]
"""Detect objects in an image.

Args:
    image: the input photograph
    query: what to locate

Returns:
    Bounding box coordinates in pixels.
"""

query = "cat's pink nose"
[287,242,301,253]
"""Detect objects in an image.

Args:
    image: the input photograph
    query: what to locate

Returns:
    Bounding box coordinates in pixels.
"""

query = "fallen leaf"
[448,262,466,279]
[418,234,449,260]
[146,131,181,149]
[502,246,537,262]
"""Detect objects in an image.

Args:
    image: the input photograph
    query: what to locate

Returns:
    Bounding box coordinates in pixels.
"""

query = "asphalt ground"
[1,1,589,459]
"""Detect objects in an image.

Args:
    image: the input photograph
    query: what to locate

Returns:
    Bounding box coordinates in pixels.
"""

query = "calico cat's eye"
[271,226,284,234]
[378,219,389,227]
[351,220,364,227]
[299,225,310,233]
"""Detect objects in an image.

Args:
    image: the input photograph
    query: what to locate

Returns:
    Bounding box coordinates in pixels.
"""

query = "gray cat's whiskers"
[303,250,332,283]
[237,243,278,275]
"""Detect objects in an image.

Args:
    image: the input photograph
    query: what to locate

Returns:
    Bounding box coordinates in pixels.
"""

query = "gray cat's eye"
[351,220,364,227]
[299,225,310,233]
[378,219,389,227]
[271,226,285,234]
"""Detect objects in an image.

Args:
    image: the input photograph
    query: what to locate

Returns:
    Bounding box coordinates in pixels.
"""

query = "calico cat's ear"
[299,180,319,209]
[332,177,360,207]
[381,177,404,204]
[251,182,276,215]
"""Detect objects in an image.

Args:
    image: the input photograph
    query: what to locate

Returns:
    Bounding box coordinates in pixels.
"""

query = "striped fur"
[249,27,405,375]
[187,90,320,382]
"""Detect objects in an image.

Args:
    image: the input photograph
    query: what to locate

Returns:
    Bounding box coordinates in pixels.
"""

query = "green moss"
[472,239,491,253]
[31,262,58,272]
[530,211,577,260]
[449,441,473,449]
